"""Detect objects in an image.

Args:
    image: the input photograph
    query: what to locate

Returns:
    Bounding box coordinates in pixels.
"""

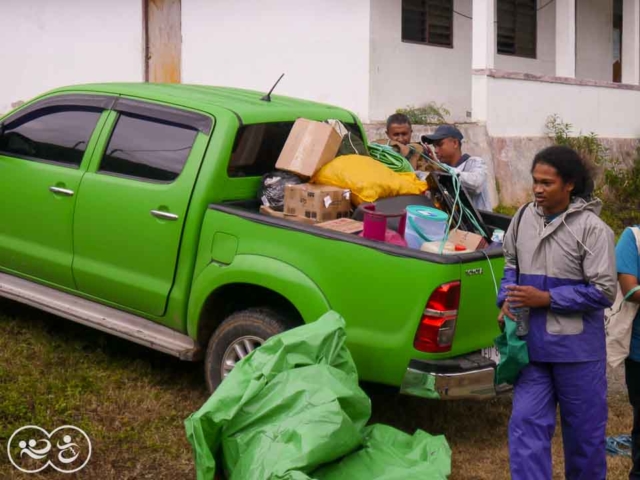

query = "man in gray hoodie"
[497,146,617,479]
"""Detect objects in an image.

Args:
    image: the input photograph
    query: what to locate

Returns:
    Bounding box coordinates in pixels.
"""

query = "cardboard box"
[259,205,316,225]
[316,218,363,234]
[275,119,343,178]
[284,184,351,223]
[448,229,489,251]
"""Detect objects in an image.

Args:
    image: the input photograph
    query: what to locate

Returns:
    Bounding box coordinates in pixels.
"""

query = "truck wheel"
[205,308,290,393]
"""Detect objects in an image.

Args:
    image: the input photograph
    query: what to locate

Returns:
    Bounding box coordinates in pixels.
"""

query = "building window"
[497,0,537,58]
[613,0,623,83]
[402,0,453,48]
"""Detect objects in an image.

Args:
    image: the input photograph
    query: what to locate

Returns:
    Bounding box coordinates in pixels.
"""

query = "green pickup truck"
[0,84,509,399]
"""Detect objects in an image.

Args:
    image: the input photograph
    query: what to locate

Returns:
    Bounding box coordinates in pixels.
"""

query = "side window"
[99,113,198,183]
[0,106,102,167]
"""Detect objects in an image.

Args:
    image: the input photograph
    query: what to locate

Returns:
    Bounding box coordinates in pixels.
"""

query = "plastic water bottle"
[512,306,530,336]
[491,229,505,244]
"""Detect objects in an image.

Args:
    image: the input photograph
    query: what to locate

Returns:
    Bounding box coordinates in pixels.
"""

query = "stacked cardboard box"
[284,184,351,223]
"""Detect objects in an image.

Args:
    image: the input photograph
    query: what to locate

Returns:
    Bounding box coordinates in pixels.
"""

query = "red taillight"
[414,281,461,353]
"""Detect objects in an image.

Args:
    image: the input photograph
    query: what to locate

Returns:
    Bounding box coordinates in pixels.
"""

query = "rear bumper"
[400,352,511,400]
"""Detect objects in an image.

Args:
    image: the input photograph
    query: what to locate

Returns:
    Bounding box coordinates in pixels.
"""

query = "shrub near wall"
[546,114,640,237]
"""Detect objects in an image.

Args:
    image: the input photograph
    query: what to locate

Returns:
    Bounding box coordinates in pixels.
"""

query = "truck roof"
[51,83,357,124]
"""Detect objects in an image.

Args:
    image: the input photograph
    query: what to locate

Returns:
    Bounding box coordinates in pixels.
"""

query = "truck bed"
[201,199,508,393]
[212,199,510,265]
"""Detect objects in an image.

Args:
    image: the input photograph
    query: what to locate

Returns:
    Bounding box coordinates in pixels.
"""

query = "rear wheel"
[204,308,290,393]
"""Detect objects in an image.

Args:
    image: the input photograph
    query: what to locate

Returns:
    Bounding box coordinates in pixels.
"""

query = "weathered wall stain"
[146,0,181,83]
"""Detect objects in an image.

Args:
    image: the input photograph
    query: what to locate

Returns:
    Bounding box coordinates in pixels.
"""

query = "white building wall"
[485,76,640,137]
[0,0,143,114]
[369,0,557,123]
[181,0,372,121]
[494,1,556,76]
[369,0,473,123]
[576,0,614,82]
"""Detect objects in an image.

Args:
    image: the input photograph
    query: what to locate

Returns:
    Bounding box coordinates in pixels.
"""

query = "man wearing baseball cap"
[422,124,493,211]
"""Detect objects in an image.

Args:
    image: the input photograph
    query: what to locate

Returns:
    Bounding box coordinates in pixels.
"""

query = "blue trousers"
[509,361,607,480]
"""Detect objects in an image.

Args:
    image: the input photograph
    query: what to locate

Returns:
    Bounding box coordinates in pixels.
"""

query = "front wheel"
[204,308,290,393]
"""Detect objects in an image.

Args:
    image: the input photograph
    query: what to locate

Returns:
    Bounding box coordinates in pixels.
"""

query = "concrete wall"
[484,76,640,138]
[181,0,371,121]
[494,0,556,76]
[369,0,473,123]
[365,121,640,207]
[0,0,143,114]
[576,0,614,82]
[492,135,640,206]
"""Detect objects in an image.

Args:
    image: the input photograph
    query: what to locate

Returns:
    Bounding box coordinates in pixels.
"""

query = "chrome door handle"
[151,210,179,221]
[49,186,74,196]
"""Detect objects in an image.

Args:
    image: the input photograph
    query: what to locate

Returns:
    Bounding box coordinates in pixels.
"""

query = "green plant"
[494,204,518,217]
[397,102,450,125]
[545,114,640,237]
[545,114,608,168]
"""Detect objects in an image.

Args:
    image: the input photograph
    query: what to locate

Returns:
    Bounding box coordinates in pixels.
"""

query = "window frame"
[497,0,537,59]
[401,0,454,49]
[0,94,112,169]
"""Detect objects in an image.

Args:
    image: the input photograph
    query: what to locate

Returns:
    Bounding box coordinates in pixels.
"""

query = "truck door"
[72,99,212,316]
[0,95,110,288]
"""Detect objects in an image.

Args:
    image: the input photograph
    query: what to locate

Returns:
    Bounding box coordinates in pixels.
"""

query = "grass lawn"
[0,298,634,479]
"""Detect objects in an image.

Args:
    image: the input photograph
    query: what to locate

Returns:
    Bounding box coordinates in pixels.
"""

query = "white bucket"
[404,206,449,249]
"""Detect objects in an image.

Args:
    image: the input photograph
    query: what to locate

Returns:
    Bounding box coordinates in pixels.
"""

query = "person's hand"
[506,285,551,308]
[423,146,436,160]
[497,301,514,331]
[397,143,411,158]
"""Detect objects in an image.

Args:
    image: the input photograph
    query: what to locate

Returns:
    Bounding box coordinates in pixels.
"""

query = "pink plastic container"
[359,204,408,247]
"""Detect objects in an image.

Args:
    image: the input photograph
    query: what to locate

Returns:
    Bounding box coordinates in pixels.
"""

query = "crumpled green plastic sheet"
[494,316,529,385]
[184,311,451,480]
[314,424,451,480]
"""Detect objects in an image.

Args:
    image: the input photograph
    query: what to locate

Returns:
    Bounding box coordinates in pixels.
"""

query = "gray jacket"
[453,155,492,211]
[497,198,617,362]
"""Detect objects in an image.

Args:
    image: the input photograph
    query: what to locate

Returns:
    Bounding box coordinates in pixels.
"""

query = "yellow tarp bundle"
[312,155,428,206]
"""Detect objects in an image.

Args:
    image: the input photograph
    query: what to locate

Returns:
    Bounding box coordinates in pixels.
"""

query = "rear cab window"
[227,121,366,178]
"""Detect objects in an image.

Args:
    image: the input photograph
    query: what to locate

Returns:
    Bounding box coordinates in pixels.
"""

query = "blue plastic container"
[404,205,449,249]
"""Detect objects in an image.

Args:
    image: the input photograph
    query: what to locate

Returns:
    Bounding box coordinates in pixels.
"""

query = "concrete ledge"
[472,68,640,92]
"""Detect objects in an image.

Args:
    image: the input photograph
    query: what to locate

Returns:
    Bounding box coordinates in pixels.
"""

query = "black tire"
[204,308,290,393]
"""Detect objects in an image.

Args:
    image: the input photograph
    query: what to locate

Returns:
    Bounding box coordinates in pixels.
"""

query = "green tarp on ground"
[494,316,529,385]
[184,311,451,480]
